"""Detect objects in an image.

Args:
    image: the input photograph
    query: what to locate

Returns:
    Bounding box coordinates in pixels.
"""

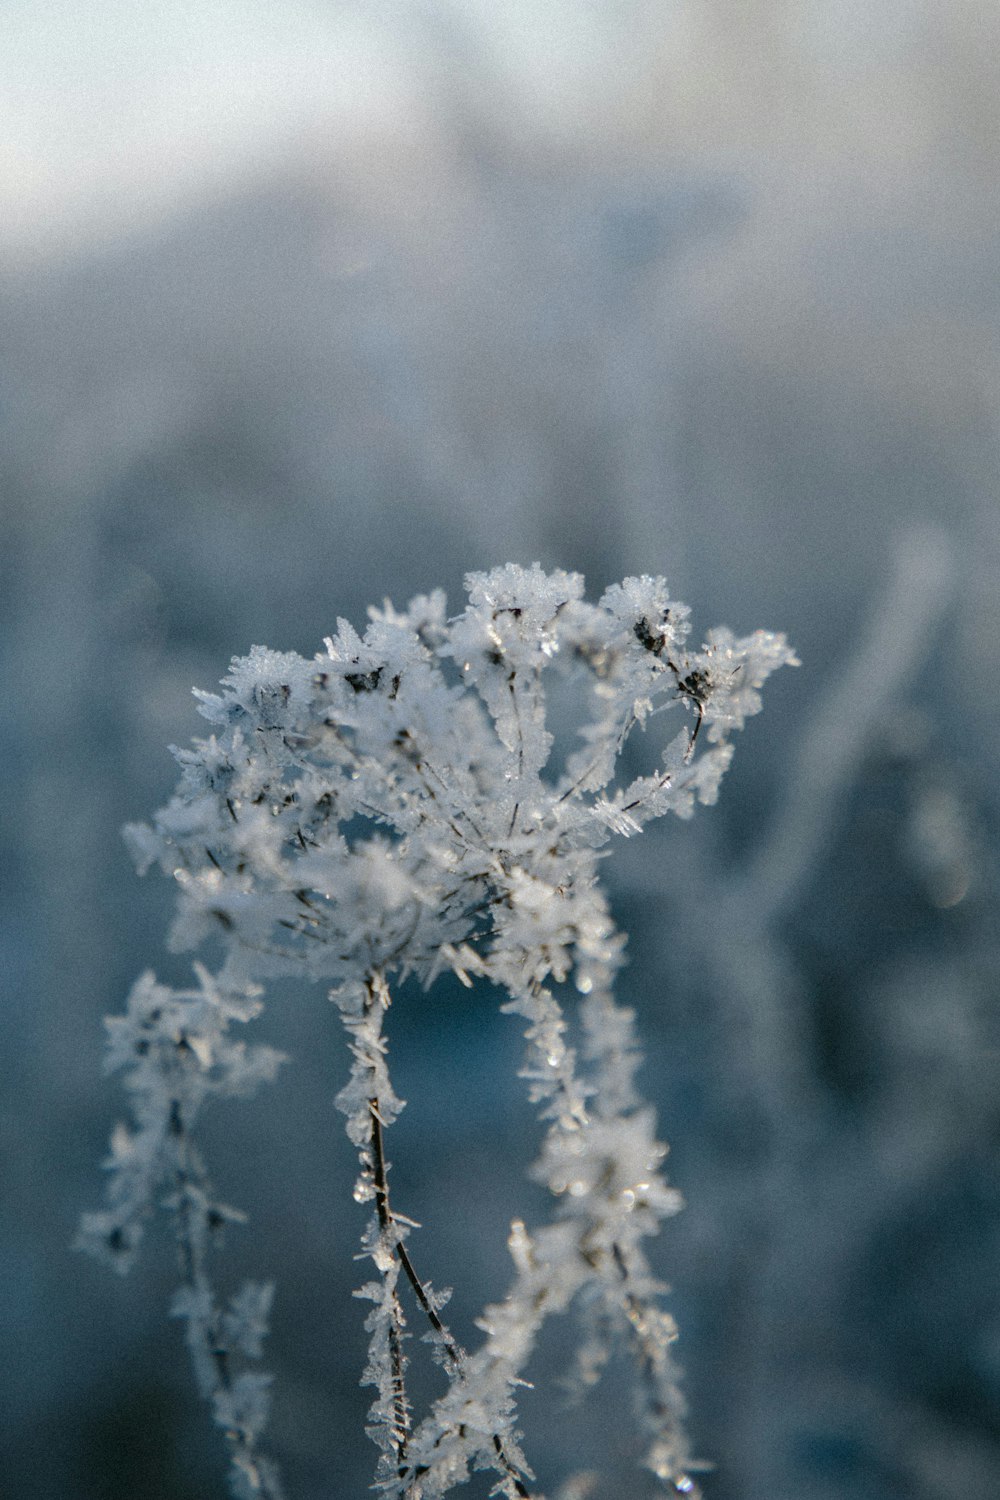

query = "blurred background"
[3,3,999,1497]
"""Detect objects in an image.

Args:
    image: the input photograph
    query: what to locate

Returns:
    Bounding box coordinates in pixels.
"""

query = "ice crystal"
[84,565,795,1498]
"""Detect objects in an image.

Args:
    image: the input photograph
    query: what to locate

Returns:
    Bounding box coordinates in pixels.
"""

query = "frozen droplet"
[507,1218,533,1273]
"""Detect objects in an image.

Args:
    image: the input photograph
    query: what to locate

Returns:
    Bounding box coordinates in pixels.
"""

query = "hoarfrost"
[82,564,794,1498]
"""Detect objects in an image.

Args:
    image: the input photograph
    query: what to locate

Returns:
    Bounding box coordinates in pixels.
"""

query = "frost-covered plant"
[80,564,796,1499]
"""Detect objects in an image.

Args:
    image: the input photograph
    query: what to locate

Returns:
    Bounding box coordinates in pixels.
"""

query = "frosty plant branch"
[80,565,796,1498]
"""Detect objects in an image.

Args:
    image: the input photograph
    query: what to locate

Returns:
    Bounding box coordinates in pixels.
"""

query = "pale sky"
[0,0,667,260]
[0,0,933,263]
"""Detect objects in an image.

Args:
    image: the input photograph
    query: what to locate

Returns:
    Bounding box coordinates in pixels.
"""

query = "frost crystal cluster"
[81,564,796,1499]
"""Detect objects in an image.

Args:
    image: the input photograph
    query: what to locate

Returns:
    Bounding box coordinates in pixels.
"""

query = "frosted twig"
[77,967,286,1500]
[86,565,794,1497]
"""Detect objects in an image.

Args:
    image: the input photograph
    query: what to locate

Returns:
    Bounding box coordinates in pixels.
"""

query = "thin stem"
[611,1243,698,1499]
[172,1121,284,1500]
[395,1240,459,1365]
[368,1098,412,1474]
[358,974,534,1499]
